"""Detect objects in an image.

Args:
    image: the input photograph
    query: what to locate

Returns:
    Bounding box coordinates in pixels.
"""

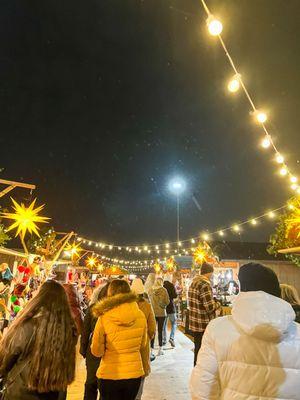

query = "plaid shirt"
[188,275,216,333]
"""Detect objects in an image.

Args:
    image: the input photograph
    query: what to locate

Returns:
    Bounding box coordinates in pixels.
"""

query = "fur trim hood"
[93,292,138,318]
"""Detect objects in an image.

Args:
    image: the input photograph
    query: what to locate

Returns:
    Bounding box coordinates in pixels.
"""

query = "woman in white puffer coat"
[190,263,300,400]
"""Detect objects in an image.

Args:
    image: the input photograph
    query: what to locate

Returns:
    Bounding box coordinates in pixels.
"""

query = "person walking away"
[131,277,156,400]
[91,279,147,400]
[80,283,109,400]
[188,262,218,366]
[190,263,300,400]
[144,273,156,296]
[148,277,170,356]
[281,283,300,323]
[163,275,178,347]
[0,280,77,400]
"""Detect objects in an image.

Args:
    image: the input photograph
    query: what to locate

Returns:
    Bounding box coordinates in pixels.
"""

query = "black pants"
[99,378,141,400]
[84,353,101,400]
[193,332,204,366]
[151,316,166,348]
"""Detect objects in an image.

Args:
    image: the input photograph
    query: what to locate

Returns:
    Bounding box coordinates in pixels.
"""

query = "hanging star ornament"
[65,242,83,258]
[1,198,50,239]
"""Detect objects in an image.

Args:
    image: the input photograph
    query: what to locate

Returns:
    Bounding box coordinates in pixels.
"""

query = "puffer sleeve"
[91,316,105,358]
[189,323,220,400]
[147,303,156,340]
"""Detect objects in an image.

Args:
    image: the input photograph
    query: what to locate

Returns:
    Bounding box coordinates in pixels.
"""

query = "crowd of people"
[0,262,299,399]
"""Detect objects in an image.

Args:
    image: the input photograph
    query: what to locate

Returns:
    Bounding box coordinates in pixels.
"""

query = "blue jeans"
[163,313,176,342]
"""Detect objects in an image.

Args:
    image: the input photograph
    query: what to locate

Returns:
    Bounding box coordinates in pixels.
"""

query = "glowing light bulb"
[275,154,284,164]
[255,111,267,123]
[288,204,294,210]
[155,245,159,250]
[207,15,223,36]
[202,233,210,241]
[178,241,182,247]
[191,238,195,244]
[218,230,224,236]
[250,219,257,225]
[261,136,271,148]
[280,167,288,176]
[165,243,169,248]
[109,245,113,250]
[268,211,275,219]
[291,184,298,191]
[233,225,240,232]
[228,74,240,93]
[88,241,92,246]
[290,176,298,183]
[144,246,148,251]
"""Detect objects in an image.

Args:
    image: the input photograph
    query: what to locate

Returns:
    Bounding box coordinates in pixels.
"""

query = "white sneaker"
[157,347,164,356]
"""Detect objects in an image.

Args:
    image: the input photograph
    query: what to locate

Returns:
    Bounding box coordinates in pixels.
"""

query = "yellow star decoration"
[86,256,97,268]
[193,246,208,265]
[1,198,50,239]
[286,204,300,239]
[65,242,83,258]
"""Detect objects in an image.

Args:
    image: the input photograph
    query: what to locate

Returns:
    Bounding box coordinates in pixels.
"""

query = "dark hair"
[0,280,76,392]
[108,279,131,296]
[98,283,109,301]
[201,262,214,275]
[238,263,281,298]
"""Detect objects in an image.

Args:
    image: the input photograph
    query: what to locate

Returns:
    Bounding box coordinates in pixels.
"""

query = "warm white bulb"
[233,225,240,232]
[268,211,275,219]
[207,16,223,36]
[218,230,224,236]
[178,241,182,247]
[202,234,210,241]
[275,154,284,164]
[291,184,298,191]
[251,219,257,225]
[261,137,271,148]
[165,243,169,248]
[228,76,240,93]
[256,111,267,123]
[280,167,288,176]
[290,176,298,183]
[191,238,195,244]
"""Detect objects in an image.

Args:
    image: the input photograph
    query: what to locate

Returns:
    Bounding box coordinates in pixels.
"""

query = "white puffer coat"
[190,291,300,400]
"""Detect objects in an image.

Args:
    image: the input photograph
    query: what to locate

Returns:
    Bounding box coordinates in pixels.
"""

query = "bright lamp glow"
[255,111,267,123]
[207,16,223,36]
[169,177,186,195]
[275,154,284,164]
[290,176,298,183]
[280,167,288,176]
[261,137,271,148]
[228,75,240,93]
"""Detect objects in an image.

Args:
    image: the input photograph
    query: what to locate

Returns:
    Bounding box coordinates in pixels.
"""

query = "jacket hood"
[151,287,165,295]
[93,292,140,326]
[232,291,296,342]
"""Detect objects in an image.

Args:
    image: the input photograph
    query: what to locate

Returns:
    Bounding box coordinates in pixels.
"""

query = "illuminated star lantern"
[193,245,208,266]
[86,256,97,268]
[65,242,83,259]
[1,198,50,239]
[166,257,176,272]
[153,262,162,273]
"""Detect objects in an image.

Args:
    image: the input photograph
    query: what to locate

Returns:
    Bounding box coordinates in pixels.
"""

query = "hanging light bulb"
[202,233,210,241]
[275,154,284,164]
[191,238,196,244]
[291,184,298,191]
[218,230,224,236]
[261,136,271,149]
[165,243,169,248]
[268,211,275,219]
[178,241,182,247]
[250,219,257,225]
[232,225,240,232]
[279,167,288,176]
[227,74,241,93]
[290,176,298,183]
[206,15,223,36]
[255,111,267,124]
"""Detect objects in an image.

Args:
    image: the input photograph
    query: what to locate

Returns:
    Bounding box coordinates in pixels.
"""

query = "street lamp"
[168,177,186,243]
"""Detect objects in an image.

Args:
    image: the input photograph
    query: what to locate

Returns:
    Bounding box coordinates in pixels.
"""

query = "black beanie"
[238,263,281,298]
[201,262,214,275]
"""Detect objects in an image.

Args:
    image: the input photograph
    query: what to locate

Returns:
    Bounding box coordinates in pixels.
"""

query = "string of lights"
[74,203,291,255]
[199,0,299,193]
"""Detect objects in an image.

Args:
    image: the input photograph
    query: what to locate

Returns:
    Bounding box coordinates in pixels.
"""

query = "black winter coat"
[80,306,101,383]
[163,281,178,314]
[0,319,60,400]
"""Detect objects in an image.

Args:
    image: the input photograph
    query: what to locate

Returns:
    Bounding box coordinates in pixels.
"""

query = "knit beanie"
[201,262,214,275]
[131,278,145,295]
[238,262,281,298]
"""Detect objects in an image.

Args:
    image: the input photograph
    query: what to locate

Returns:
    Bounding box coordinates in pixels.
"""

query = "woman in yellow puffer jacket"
[91,279,147,400]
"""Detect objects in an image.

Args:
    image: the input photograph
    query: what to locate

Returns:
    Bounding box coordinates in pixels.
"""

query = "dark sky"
[0,0,300,248]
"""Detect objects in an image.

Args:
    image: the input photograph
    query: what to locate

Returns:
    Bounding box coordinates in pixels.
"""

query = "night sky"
[1,0,300,247]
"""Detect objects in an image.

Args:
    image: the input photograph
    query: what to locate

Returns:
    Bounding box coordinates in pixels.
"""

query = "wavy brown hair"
[0,280,76,393]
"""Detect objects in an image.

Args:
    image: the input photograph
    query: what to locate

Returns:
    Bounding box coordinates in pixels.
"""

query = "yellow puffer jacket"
[91,292,147,380]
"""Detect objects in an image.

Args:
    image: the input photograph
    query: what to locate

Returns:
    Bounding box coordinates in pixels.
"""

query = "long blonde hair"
[281,284,300,305]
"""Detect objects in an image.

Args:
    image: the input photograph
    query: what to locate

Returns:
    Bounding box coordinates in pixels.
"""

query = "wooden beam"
[0,185,17,198]
[0,179,36,190]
